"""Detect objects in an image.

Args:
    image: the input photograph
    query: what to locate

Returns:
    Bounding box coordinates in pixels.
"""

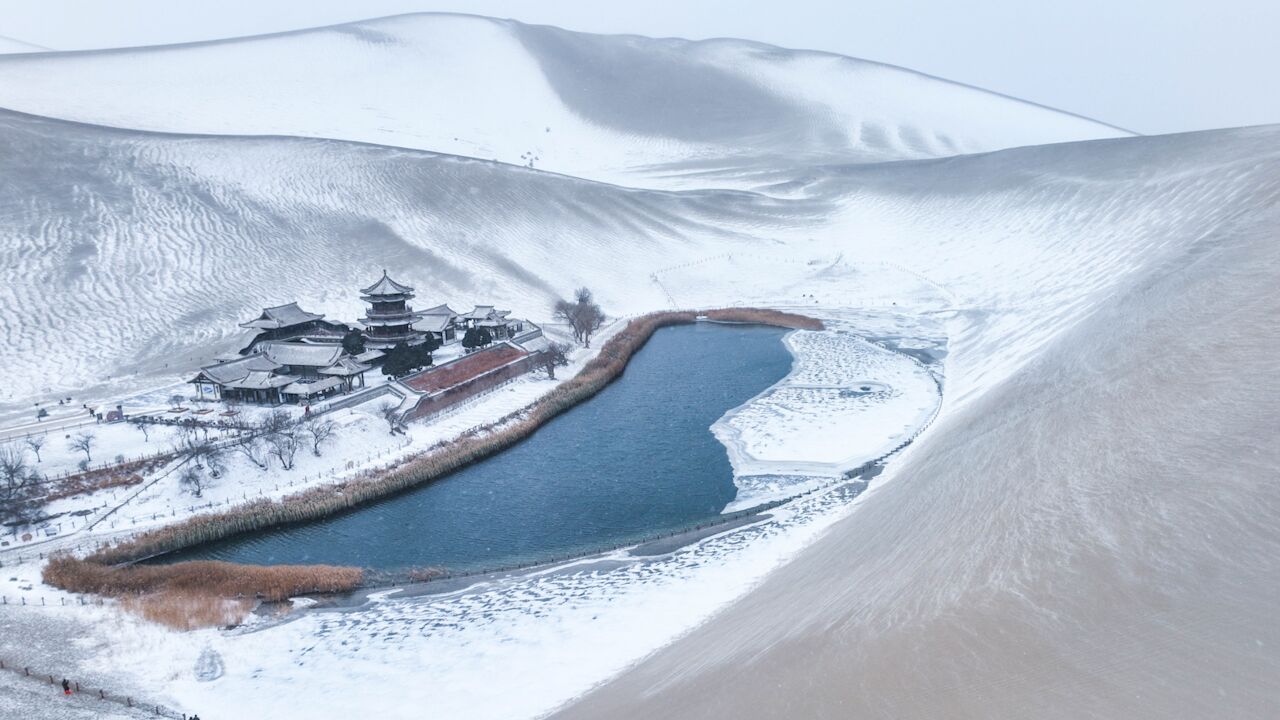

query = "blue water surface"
[165,323,792,571]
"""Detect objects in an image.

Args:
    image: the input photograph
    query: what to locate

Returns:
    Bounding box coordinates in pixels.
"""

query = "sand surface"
[554,192,1280,717]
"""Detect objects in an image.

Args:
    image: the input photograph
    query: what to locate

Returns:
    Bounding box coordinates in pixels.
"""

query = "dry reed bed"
[44,308,822,606]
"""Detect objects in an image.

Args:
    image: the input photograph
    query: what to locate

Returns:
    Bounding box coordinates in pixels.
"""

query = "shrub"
[44,555,361,604]
[701,307,824,330]
[119,591,254,631]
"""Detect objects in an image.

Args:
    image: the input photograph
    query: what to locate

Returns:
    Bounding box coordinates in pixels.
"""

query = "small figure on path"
[61,678,71,695]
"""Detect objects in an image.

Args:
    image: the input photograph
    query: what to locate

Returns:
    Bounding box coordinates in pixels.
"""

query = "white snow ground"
[714,329,940,488]
[0,13,1128,190]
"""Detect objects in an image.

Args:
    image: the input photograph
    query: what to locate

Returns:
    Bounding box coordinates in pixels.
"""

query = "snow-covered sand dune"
[1,50,1277,715]
[0,12,1128,189]
[556,131,1280,720]
[0,108,1271,425]
[0,108,828,414]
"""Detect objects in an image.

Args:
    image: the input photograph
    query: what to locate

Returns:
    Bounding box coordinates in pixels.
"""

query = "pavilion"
[190,341,370,405]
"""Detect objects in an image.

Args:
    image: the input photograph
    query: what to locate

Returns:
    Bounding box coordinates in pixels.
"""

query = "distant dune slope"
[0,13,1127,189]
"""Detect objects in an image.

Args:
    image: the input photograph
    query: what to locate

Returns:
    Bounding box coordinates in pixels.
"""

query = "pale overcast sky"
[3,0,1277,135]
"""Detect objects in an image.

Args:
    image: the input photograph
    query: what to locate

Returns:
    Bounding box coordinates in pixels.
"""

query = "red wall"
[404,353,542,423]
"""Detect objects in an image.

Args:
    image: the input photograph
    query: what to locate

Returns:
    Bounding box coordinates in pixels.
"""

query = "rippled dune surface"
[0,109,827,412]
[554,142,1280,718]
[1,112,1274,424]
[0,13,1127,189]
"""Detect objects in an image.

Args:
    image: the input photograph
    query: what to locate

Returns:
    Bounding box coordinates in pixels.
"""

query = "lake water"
[165,322,793,571]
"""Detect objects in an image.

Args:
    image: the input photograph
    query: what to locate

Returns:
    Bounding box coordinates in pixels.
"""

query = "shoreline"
[40,308,826,609]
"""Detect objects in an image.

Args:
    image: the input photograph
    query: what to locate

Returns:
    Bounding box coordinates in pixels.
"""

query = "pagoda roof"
[260,342,345,369]
[420,303,459,317]
[414,314,455,333]
[359,311,426,327]
[282,376,344,396]
[232,371,297,390]
[462,305,496,320]
[239,302,325,330]
[192,352,296,390]
[360,270,416,298]
[319,357,372,377]
[354,349,386,363]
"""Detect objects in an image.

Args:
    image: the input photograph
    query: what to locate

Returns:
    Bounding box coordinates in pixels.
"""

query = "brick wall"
[403,353,542,423]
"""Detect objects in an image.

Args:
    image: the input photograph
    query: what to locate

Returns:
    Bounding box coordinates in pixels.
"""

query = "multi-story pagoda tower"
[358,270,427,349]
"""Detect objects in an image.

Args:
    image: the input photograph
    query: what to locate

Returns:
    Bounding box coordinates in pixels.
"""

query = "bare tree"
[232,435,268,470]
[68,431,95,463]
[23,435,45,463]
[129,417,151,443]
[553,299,581,344]
[304,417,338,456]
[379,401,402,435]
[574,288,605,347]
[0,445,35,524]
[179,464,208,498]
[172,423,198,455]
[540,341,571,380]
[260,409,296,437]
[204,445,226,479]
[266,432,300,470]
[553,287,607,348]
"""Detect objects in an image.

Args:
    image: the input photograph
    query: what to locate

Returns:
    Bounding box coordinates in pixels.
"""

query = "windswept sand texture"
[555,149,1280,719]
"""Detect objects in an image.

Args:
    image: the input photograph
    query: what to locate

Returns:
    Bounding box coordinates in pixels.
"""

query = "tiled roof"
[415,314,455,333]
[360,270,415,297]
[319,358,372,376]
[261,342,345,368]
[420,303,459,317]
[239,302,325,329]
[282,377,344,395]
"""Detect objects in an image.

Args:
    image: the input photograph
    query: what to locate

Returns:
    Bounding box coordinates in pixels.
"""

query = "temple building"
[189,341,370,405]
[187,271,536,404]
[461,305,526,341]
[237,302,350,354]
[415,303,462,345]
[358,271,427,349]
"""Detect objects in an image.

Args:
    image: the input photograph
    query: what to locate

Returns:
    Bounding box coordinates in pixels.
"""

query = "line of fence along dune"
[0,657,188,719]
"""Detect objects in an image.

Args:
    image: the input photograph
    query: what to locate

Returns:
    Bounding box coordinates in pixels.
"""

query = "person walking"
[61,678,71,695]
